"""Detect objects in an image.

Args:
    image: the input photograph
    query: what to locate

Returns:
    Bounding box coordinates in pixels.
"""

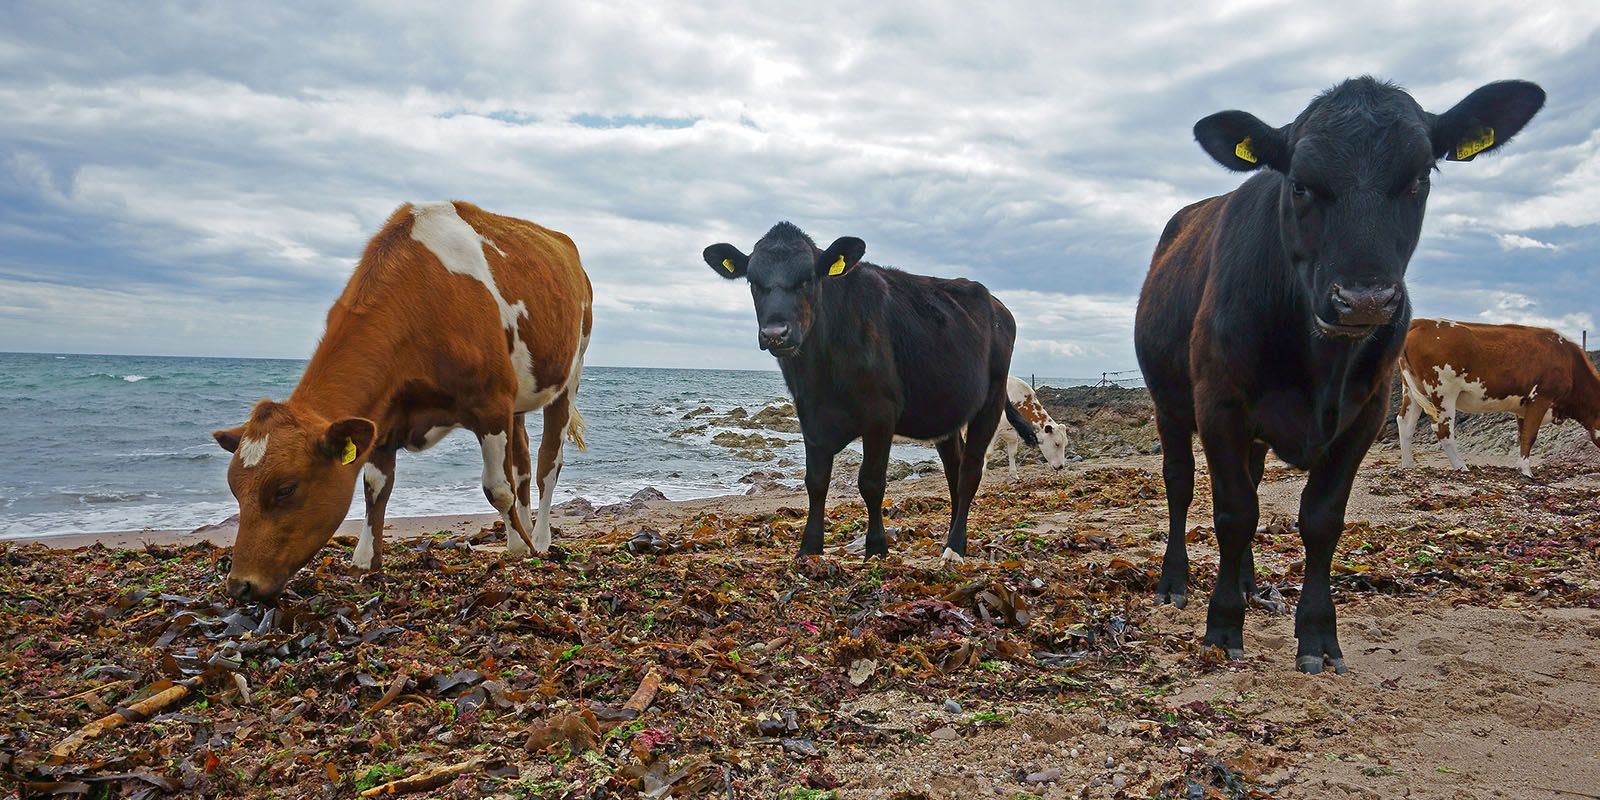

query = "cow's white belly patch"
[409,201,539,408]
[1430,363,1525,414]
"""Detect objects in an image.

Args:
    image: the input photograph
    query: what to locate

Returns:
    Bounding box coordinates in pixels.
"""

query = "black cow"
[703,222,1034,560]
[1135,77,1544,673]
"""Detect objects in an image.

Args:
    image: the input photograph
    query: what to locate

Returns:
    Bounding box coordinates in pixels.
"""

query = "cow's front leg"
[1294,400,1381,674]
[1198,409,1256,659]
[355,447,396,571]
[858,430,892,559]
[799,439,836,556]
[479,420,534,556]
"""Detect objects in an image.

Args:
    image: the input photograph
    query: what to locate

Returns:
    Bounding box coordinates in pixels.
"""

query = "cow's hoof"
[1154,591,1187,609]
[940,548,966,565]
[1226,647,1245,661]
[1297,654,1347,675]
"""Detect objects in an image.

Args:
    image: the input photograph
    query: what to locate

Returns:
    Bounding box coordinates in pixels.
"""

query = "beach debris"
[357,756,485,797]
[49,679,198,761]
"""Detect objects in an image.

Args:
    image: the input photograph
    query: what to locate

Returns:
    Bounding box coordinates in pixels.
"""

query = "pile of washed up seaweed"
[1,464,1596,798]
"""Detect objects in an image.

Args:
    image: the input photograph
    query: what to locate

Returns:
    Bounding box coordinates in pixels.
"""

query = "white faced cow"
[988,376,1074,481]
[213,201,592,602]
[1398,319,1600,478]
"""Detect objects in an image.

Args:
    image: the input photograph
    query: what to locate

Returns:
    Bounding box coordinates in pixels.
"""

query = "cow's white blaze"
[362,462,387,496]
[353,523,376,570]
[238,435,268,468]
[410,202,540,409]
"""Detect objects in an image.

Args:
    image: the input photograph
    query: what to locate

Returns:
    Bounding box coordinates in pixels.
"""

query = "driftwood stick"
[366,671,410,716]
[49,681,194,760]
[358,757,483,797]
[623,667,663,714]
[57,679,134,703]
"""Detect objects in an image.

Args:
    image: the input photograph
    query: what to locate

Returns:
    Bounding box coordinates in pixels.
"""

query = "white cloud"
[0,0,1596,377]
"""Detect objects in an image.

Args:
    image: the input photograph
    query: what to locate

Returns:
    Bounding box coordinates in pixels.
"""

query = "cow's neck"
[289,308,402,428]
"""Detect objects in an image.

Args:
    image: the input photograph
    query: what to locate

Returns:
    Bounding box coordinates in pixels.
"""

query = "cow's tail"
[1003,399,1039,447]
[565,402,588,451]
[1398,360,1440,424]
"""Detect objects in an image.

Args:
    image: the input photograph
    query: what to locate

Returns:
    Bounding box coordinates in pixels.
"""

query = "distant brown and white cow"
[213,201,592,602]
[988,376,1073,481]
[1398,319,1600,478]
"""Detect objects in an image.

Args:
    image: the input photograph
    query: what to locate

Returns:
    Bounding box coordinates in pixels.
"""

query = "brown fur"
[1398,319,1600,473]
[214,202,592,601]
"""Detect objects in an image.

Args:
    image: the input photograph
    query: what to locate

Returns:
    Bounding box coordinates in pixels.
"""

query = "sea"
[0,352,1091,539]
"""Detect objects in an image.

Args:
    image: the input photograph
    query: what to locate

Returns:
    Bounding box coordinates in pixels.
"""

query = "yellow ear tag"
[721,258,735,273]
[828,255,846,276]
[340,438,357,465]
[1455,126,1494,160]
[1234,136,1258,164]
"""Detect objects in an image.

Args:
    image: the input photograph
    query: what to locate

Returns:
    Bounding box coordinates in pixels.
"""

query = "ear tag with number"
[828,255,847,276]
[1455,127,1494,161]
[721,258,735,273]
[340,438,358,465]
[1234,136,1257,164]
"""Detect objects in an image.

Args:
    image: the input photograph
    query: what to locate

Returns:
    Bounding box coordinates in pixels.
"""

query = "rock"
[191,514,239,538]
[930,726,959,742]
[629,486,667,503]
[725,407,748,420]
[885,459,913,481]
[731,448,775,462]
[711,431,787,450]
[748,402,801,433]
[847,658,877,687]
[1026,769,1061,784]
[669,423,708,438]
[942,699,962,714]
[682,406,715,419]
[1111,774,1127,790]
[552,497,595,519]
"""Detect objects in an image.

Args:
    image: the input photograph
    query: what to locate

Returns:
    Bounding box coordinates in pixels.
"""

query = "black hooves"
[1154,591,1187,609]
[1297,655,1348,675]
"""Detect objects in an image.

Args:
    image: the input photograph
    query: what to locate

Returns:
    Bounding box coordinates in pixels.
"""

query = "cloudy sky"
[2,2,1598,378]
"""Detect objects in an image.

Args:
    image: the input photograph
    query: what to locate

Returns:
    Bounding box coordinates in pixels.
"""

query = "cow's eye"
[273,483,298,504]
[1409,173,1428,195]
[1291,181,1312,199]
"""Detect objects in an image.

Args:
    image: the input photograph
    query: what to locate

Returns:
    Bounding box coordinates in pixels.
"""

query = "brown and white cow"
[988,376,1074,481]
[213,201,592,602]
[1398,319,1600,478]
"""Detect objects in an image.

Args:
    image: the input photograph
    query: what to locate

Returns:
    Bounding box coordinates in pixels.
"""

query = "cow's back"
[1134,194,1228,406]
[876,268,1012,439]
[328,202,591,409]
[1404,319,1580,405]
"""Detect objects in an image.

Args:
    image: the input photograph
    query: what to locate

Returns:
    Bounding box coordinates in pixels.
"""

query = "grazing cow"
[213,201,592,602]
[702,222,1031,560]
[988,376,1072,481]
[1135,77,1544,673]
[1398,319,1600,478]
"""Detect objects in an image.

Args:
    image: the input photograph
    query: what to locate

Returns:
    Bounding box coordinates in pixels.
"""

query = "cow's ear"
[816,236,866,279]
[1432,80,1545,162]
[703,244,749,280]
[1193,111,1289,172]
[213,425,245,453]
[320,418,376,466]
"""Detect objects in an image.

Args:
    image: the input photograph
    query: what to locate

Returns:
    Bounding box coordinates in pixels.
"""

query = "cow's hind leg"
[1154,412,1196,608]
[532,397,574,553]
[1515,398,1551,480]
[859,429,892,558]
[948,393,1005,561]
[355,446,396,571]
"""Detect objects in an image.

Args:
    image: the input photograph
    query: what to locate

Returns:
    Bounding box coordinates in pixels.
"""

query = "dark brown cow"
[1136,77,1544,673]
[213,201,593,602]
[1399,319,1600,477]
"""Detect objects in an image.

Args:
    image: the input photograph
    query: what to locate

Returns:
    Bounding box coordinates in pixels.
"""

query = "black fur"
[1135,77,1544,674]
[703,222,1018,558]
[1003,400,1038,447]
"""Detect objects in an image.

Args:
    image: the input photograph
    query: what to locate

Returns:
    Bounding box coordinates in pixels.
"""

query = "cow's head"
[1193,77,1544,338]
[1036,420,1075,470]
[703,222,864,357]
[212,401,374,603]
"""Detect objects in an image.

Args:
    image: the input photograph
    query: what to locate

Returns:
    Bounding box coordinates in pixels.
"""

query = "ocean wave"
[88,372,158,383]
